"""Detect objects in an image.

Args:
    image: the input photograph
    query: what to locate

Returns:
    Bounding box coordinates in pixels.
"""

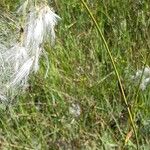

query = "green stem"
[133,52,150,118]
[80,0,139,149]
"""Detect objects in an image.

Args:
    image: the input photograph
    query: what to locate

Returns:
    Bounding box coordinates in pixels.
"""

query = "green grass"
[0,0,150,149]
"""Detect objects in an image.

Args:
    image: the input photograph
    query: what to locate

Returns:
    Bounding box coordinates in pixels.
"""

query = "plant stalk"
[80,0,139,149]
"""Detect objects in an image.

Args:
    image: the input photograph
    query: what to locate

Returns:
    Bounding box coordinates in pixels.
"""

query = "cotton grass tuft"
[0,2,60,102]
[132,67,150,90]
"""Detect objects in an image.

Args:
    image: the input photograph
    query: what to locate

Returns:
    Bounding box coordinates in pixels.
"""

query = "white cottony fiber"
[132,67,150,90]
[0,4,60,101]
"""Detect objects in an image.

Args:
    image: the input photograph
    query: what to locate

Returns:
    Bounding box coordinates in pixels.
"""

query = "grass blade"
[80,0,139,149]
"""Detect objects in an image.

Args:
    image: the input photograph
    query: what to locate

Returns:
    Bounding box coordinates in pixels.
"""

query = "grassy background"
[0,0,150,149]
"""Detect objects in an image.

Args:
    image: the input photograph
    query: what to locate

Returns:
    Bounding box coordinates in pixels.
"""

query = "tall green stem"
[80,0,139,149]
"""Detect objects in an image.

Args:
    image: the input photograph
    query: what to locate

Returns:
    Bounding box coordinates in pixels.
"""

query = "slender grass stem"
[80,0,139,149]
[133,51,150,118]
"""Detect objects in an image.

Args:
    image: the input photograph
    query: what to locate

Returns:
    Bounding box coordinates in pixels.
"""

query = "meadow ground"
[0,0,150,149]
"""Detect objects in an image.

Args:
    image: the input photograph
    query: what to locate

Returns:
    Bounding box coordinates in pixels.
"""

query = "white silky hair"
[0,3,60,101]
[132,67,150,91]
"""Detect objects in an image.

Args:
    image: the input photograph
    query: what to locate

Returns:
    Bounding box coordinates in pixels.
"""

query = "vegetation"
[0,0,150,149]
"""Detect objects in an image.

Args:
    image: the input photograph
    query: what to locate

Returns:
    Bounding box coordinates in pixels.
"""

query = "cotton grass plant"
[0,0,150,149]
[0,0,60,102]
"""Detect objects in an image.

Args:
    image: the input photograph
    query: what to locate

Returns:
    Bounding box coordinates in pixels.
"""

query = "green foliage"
[0,0,19,10]
[0,0,150,149]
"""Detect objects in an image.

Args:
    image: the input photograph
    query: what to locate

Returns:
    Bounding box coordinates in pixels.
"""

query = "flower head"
[132,67,150,90]
[0,3,60,101]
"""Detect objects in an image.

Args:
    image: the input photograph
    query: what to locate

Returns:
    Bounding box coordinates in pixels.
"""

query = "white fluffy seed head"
[133,67,150,90]
[23,5,61,47]
[0,3,60,101]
